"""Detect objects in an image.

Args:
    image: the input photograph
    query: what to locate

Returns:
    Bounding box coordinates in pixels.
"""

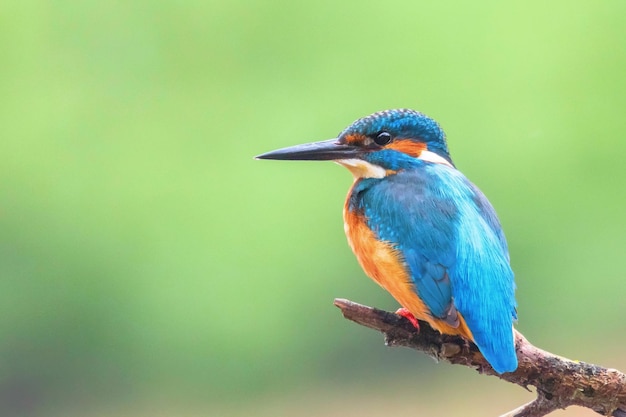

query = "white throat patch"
[336,159,386,179]
[337,150,453,179]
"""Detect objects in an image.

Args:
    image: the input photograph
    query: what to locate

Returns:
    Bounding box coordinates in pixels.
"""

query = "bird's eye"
[374,131,392,146]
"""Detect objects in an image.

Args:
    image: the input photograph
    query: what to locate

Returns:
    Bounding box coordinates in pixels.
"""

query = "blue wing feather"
[351,163,517,373]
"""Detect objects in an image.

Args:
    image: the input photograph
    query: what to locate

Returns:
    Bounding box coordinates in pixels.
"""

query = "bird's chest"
[342,187,408,287]
[342,184,435,322]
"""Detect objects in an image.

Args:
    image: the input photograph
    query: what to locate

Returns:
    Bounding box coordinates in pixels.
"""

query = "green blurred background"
[1,1,625,416]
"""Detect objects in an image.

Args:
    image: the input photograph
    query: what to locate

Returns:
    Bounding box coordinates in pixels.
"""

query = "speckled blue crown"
[339,109,449,160]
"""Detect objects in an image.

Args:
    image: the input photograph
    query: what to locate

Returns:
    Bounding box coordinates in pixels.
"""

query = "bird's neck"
[337,149,454,181]
[418,150,454,168]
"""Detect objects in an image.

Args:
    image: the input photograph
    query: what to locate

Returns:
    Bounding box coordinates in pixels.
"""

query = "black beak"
[256,138,362,161]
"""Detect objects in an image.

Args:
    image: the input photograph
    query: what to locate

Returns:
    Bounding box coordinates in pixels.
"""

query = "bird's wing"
[358,168,461,321]
[356,166,517,372]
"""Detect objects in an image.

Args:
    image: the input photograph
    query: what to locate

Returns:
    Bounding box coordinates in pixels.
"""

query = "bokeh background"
[2,1,625,416]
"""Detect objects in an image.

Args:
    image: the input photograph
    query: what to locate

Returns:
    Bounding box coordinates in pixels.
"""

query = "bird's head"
[257,109,454,179]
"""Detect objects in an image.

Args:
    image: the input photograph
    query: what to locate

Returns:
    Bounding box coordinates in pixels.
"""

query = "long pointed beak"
[256,138,362,161]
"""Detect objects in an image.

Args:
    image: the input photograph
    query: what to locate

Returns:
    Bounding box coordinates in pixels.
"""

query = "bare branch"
[334,298,626,417]
[498,395,557,417]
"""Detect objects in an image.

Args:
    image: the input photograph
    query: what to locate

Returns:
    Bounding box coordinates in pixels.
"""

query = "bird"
[256,109,517,374]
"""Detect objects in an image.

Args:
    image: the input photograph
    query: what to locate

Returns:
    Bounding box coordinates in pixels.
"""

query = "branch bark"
[334,298,626,417]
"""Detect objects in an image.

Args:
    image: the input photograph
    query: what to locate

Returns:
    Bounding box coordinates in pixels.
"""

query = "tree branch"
[334,298,626,417]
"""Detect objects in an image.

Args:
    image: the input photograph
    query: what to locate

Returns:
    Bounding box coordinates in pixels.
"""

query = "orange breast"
[343,188,473,339]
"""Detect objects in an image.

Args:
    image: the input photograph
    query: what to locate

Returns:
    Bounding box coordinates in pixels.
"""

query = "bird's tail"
[472,324,517,374]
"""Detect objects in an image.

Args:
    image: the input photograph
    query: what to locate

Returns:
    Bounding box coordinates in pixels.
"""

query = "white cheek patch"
[336,159,387,179]
[418,150,454,168]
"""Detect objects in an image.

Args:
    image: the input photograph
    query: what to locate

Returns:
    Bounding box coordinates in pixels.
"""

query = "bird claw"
[395,308,420,330]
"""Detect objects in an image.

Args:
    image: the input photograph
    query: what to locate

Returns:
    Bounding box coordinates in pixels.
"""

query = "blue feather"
[340,109,453,164]
[350,162,517,373]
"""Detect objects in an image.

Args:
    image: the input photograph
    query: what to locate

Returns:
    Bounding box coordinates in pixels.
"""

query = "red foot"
[395,308,420,330]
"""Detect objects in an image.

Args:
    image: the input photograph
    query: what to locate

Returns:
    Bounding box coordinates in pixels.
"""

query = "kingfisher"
[256,109,517,374]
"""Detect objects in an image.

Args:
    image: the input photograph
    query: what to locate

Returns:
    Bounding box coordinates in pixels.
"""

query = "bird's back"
[344,163,517,373]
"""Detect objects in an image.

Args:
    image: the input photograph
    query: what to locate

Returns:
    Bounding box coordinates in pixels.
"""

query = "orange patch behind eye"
[386,139,426,157]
